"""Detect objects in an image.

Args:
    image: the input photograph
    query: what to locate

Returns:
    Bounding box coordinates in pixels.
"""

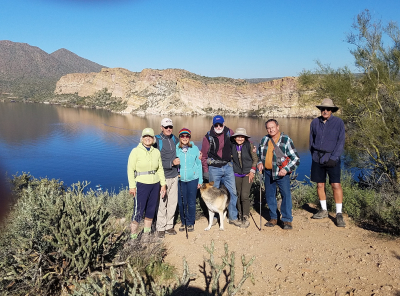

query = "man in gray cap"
[309,98,346,227]
[154,118,180,237]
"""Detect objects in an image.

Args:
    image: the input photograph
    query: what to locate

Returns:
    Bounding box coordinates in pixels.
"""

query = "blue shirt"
[309,115,345,164]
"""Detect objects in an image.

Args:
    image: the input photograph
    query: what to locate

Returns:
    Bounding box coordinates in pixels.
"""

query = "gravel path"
[163,206,400,296]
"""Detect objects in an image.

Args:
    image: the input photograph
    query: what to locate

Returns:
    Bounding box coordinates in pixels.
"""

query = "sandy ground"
[163,205,400,296]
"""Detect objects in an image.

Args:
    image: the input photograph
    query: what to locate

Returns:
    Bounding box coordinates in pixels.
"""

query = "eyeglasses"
[214,123,223,128]
[163,126,173,130]
[320,107,332,112]
[180,134,190,138]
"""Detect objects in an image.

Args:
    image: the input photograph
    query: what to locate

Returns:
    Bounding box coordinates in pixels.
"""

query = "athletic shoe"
[283,222,293,230]
[187,225,194,232]
[179,224,185,232]
[229,219,242,227]
[240,215,250,228]
[336,213,346,227]
[166,228,177,235]
[264,219,277,227]
[312,209,328,219]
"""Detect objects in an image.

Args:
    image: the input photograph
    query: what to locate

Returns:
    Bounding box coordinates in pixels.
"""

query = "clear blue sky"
[1,0,400,79]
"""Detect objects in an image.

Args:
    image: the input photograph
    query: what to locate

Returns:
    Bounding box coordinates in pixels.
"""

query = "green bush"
[0,174,125,295]
[291,170,400,234]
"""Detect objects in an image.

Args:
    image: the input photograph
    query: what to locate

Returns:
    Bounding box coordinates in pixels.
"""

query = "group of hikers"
[127,98,346,242]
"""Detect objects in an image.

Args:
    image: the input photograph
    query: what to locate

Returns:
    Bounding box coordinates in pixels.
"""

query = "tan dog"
[200,182,230,231]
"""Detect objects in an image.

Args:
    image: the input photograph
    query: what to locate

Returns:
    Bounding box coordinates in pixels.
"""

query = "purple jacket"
[309,115,345,164]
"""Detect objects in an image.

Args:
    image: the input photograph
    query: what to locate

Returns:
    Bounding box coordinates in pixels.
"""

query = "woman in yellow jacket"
[127,128,166,242]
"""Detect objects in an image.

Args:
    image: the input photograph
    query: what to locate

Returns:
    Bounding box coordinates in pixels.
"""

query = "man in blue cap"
[200,115,242,227]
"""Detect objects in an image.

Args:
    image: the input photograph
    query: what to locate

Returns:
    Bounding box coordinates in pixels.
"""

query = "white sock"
[320,200,327,211]
[336,203,342,214]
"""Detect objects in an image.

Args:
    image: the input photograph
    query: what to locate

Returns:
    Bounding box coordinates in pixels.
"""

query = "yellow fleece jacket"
[127,143,166,189]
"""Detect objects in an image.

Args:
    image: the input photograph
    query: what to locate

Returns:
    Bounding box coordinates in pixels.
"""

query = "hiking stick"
[178,175,188,239]
[259,171,262,231]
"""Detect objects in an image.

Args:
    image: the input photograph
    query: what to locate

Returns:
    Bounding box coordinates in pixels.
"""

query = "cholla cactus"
[48,182,125,278]
[203,240,255,296]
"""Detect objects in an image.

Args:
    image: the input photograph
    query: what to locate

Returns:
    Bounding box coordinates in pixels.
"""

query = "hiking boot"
[336,213,346,227]
[187,225,194,232]
[179,224,185,232]
[264,219,277,227]
[229,219,242,228]
[157,231,165,239]
[283,222,293,230]
[166,228,177,235]
[312,209,328,219]
[240,215,250,228]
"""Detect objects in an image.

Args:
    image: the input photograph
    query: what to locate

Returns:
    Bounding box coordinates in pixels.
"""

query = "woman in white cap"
[127,127,166,242]
[230,128,258,228]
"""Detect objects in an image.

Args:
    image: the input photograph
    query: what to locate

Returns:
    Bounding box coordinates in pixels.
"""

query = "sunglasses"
[320,107,332,112]
[214,123,223,128]
[163,125,173,130]
[143,135,153,138]
[180,134,190,138]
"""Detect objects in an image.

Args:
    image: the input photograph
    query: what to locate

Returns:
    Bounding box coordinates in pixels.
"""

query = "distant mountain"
[0,40,105,98]
[50,48,104,74]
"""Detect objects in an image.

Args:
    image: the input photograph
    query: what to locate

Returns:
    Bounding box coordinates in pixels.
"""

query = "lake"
[0,103,313,192]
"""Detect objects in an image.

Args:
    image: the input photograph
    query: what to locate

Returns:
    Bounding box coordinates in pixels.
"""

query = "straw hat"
[316,98,339,112]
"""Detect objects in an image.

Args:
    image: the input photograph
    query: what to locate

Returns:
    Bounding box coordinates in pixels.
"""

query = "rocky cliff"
[55,68,318,117]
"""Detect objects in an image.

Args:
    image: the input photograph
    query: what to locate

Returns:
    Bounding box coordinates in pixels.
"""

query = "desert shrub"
[291,177,318,208]
[0,174,125,295]
[102,188,134,221]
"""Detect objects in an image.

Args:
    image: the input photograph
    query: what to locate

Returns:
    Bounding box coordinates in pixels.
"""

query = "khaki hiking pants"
[156,176,178,231]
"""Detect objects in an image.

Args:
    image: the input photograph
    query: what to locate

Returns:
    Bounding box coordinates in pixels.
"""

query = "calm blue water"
[0,103,313,192]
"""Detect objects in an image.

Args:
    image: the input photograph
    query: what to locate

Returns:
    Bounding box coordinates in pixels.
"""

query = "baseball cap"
[142,127,155,137]
[212,115,224,125]
[161,118,173,127]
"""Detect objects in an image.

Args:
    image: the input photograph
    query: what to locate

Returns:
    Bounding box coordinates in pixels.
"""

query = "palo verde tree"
[299,9,400,185]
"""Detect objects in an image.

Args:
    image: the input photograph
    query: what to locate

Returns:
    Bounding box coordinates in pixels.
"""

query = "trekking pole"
[178,174,188,239]
[259,171,263,231]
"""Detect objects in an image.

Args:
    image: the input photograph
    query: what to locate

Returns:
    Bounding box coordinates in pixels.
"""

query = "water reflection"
[0,103,60,145]
[0,103,313,191]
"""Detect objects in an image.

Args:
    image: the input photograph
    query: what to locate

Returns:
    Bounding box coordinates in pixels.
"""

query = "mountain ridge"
[0,40,105,98]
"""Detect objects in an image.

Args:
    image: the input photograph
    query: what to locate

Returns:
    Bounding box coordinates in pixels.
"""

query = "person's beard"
[214,126,224,134]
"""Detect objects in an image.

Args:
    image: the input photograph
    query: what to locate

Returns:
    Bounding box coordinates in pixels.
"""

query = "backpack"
[206,129,231,155]
[154,134,178,151]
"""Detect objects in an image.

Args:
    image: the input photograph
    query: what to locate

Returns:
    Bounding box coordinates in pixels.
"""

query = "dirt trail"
[163,206,400,296]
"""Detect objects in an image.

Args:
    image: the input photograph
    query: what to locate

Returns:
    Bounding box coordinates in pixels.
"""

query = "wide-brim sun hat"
[231,127,250,139]
[316,98,339,112]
